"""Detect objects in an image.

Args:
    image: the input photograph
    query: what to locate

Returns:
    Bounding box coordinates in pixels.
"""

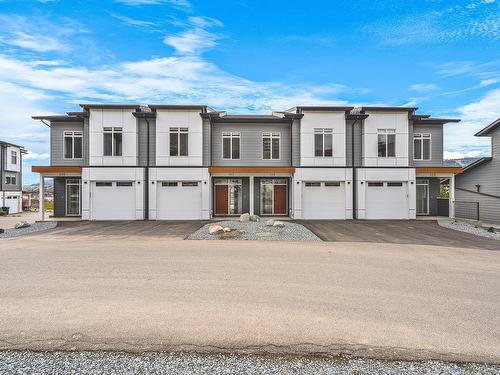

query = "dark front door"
[215,185,228,215]
[273,185,287,215]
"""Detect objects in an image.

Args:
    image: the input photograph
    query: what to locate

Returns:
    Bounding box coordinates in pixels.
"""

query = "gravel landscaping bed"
[0,221,57,239]
[1,351,499,375]
[438,219,500,241]
[187,220,321,241]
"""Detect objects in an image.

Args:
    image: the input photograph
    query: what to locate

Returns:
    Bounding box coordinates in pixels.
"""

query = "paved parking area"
[299,220,500,250]
[47,220,210,240]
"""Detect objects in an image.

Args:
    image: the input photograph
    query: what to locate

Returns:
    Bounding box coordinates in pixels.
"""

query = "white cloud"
[163,16,224,55]
[3,31,68,52]
[110,13,157,28]
[24,151,50,160]
[114,0,191,10]
[409,83,439,92]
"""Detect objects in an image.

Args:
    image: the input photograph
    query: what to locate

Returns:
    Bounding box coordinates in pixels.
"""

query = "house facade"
[455,117,500,225]
[0,140,25,214]
[32,104,462,221]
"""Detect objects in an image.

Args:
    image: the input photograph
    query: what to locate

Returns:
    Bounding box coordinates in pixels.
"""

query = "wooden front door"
[273,185,287,215]
[215,185,228,215]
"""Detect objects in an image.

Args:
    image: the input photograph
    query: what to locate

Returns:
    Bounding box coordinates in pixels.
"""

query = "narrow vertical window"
[103,127,122,156]
[64,131,83,159]
[222,132,240,159]
[262,132,280,160]
[314,128,333,157]
[170,127,188,156]
[377,129,396,157]
[11,150,17,164]
[413,133,431,160]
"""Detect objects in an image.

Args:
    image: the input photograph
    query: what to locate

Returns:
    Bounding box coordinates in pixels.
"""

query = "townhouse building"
[0,140,25,214]
[32,104,462,221]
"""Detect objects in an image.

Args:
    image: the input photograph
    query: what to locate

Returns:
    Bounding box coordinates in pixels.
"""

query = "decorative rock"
[273,221,285,227]
[250,215,260,222]
[223,227,232,233]
[14,221,31,229]
[208,224,224,235]
[0,229,4,234]
[265,219,275,226]
[239,213,250,222]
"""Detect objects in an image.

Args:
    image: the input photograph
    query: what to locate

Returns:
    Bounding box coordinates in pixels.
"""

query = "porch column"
[39,174,45,221]
[249,176,254,215]
[449,174,455,218]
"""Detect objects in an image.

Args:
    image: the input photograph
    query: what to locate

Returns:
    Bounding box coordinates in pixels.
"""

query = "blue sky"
[0,0,499,183]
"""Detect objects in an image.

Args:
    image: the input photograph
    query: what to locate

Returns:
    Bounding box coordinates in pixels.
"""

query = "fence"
[454,201,480,221]
[436,198,449,217]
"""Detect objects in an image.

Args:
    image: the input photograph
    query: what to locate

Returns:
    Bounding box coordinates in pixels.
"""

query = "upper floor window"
[170,127,188,156]
[64,131,83,159]
[5,173,16,185]
[222,132,240,159]
[11,150,17,164]
[414,133,431,160]
[103,127,122,156]
[314,128,333,157]
[262,132,280,160]
[377,129,396,157]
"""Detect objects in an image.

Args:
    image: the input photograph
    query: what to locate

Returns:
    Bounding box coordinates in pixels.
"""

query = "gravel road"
[1,351,499,375]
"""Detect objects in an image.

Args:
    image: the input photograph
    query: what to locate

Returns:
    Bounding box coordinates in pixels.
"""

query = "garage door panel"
[91,181,136,220]
[365,182,408,219]
[157,181,201,220]
[3,194,21,214]
[302,182,345,219]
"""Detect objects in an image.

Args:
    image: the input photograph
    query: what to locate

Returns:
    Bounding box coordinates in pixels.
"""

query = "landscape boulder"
[208,224,224,235]
[265,219,275,226]
[239,213,250,222]
[250,214,260,222]
[273,221,285,227]
[14,221,31,229]
[223,227,232,233]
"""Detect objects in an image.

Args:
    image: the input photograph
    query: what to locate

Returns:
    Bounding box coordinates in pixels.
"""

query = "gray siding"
[412,123,444,167]
[408,120,414,167]
[291,119,300,166]
[211,123,292,166]
[203,118,211,166]
[346,119,362,166]
[455,128,500,224]
[0,145,21,191]
[50,121,85,166]
[137,118,156,166]
[83,118,89,165]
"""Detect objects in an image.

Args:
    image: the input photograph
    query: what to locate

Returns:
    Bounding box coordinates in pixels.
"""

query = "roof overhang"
[416,167,463,175]
[149,104,210,112]
[80,104,141,110]
[32,115,83,122]
[288,106,354,113]
[32,166,82,175]
[475,117,500,136]
[413,118,461,124]
[362,106,418,112]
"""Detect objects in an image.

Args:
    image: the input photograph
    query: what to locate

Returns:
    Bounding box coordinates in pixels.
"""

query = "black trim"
[462,157,493,172]
[475,117,500,136]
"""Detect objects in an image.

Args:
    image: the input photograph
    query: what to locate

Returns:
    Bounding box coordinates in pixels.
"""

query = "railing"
[454,201,480,221]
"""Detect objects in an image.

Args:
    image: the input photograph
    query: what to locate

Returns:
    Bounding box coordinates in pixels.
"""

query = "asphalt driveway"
[299,220,500,250]
[0,232,499,363]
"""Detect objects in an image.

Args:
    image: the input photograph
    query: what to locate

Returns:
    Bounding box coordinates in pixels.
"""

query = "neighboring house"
[32,104,462,221]
[455,118,500,225]
[0,140,26,214]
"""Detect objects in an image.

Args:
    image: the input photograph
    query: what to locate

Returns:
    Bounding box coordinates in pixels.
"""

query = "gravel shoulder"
[1,351,499,375]
[438,218,500,240]
[0,221,57,239]
[188,220,321,241]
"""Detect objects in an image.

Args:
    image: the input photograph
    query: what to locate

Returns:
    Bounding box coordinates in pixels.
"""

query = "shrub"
[487,227,496,233]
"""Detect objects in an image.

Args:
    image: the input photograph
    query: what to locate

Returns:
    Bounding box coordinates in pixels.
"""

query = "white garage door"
[157,181,202,220]
[302,181,345,219]
[4,194,21,214]
[91,181,136,220]
[365,181,408,219]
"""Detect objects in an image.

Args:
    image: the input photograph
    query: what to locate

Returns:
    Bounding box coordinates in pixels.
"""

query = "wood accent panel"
[32,166,82,173]
[208,167,295,174]
[273,185,287,215]
[215,185,228,216]
[416,167,463,174]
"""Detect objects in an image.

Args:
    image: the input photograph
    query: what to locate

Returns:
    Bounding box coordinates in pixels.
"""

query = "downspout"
[144,116,150,220]
[351,119,357,220]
